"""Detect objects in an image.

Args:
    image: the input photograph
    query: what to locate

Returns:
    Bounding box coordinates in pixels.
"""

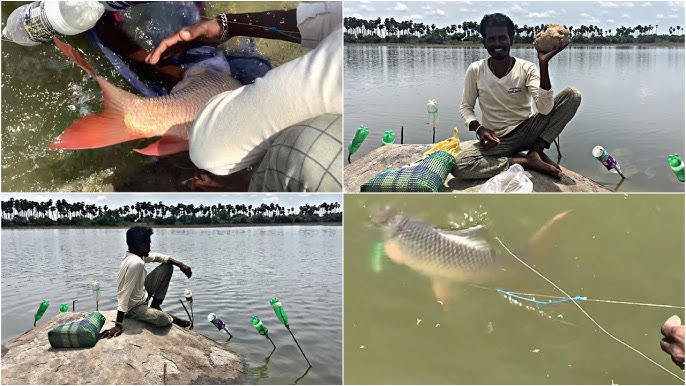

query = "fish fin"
[134,137,190,156]
[440,232,491,252]
[50,37,144,150]
[440,224,486,236]
[53,37,97,78]
[49,112,145,150]
[528,209,572,258]
[431,278,455,309]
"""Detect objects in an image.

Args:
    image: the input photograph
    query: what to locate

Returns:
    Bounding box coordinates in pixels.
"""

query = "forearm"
[222,9,300,43]
[167,257,187,268]
[114,310,125,326]
[539,62,551,90]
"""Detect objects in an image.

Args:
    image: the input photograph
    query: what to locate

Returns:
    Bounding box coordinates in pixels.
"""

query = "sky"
[344,1,686,32]
[0,193,342,212]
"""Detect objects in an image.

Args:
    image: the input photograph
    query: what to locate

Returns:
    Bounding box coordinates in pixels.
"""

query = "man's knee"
[561,87,582,108]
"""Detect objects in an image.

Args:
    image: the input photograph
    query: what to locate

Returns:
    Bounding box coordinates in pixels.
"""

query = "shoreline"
[0,222,342,229]
[345,42,685,48]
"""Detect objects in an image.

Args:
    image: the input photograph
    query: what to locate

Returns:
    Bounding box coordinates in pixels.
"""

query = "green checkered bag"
[48,312,106,349]
[361,150,455,192]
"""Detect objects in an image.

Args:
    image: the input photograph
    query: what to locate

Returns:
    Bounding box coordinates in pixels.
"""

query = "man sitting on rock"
[100,226,192,338]
[453,13,581,181]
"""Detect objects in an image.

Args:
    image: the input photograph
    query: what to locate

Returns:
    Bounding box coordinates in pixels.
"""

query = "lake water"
[1,226,342,385]
[0,1,308,192]
[344,45,685,192]
[344,194,684,384]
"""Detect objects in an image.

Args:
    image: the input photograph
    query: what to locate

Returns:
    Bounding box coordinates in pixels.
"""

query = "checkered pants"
[452,87,582,180]
[126,263,174,327]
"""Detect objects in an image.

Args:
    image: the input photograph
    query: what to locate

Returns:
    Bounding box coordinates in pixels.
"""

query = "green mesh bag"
[48,312,106,349]
[361,150,455,192]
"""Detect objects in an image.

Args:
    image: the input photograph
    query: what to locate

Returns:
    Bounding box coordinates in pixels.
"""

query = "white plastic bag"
[479,164,533,193]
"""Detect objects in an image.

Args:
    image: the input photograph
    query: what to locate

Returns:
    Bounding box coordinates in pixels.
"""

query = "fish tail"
[528,209,572,258]
[50,37,144,150]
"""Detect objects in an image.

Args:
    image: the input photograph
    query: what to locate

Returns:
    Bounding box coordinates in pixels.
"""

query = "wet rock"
[1,311,247,385]
[344,143,611,193]
[533,24,570,53]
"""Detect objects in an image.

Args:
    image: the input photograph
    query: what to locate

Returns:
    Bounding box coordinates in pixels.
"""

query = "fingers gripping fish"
[50,37,243,156]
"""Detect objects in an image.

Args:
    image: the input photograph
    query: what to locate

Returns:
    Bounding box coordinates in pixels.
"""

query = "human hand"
[100,325,122,339]
[145,19,223,65]
[477,127,500,150]
[660,315,685,369]
[537,38,570,64]
[179,264,193,279]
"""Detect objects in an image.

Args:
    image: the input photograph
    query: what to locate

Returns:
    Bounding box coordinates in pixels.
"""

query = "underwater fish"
[371,207,571,305]
[49,37,243,156]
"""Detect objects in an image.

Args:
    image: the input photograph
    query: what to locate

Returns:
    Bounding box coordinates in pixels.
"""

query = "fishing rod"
[271,297,311,367]
[251,315,276,351]
[495,237,685,383]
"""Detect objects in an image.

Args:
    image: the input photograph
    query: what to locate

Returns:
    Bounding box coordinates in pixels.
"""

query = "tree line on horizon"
[344,17,685,45]
[1,198,342,227]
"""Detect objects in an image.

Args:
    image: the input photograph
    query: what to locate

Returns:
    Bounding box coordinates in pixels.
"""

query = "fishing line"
[495,237,685,383]
[468,283,684,310]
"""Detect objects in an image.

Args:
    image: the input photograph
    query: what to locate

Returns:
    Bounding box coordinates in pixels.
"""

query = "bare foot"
[514,151,563,180]
[537,149,562,171]
[171,315,192,328]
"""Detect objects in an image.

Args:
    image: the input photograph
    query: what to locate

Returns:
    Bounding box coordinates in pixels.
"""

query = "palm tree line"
[344,16,685,45]
[1,198,342,227]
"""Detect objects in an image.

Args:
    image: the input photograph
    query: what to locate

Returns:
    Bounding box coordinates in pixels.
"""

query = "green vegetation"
[1,198,342,227]
[344,17,685,45]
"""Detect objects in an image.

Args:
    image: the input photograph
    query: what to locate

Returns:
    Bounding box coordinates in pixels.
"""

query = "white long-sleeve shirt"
[460,57,554,137]
[189,2,342,175]
[116,251,169,313]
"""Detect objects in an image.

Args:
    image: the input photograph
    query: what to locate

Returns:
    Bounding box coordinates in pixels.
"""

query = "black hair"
[126,226,153,252]
[479,13,515,40]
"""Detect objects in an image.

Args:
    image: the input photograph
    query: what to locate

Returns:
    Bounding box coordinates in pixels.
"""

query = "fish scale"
[385,213,497,279]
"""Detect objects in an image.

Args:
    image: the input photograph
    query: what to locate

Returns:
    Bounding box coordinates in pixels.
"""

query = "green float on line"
[371,242,385,273]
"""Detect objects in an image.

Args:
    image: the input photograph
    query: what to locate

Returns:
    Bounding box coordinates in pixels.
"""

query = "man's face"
[140,240,151,257]
[483,26,512,61]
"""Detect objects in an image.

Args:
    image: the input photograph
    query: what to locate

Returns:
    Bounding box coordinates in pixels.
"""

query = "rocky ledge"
[1,311,247,385]
[344,143,611,193]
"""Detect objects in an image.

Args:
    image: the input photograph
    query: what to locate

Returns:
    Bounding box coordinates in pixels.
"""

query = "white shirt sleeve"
[525,62,554,115]
[145,252,170,264]
[460,62,480,128]
[296,2,343,48]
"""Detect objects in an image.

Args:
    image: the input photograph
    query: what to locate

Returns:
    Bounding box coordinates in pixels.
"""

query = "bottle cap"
[382,130,395,145]
[207,313,216,322]
[43,1,104,36]
[591,146,606,158]
[668,154,682,167]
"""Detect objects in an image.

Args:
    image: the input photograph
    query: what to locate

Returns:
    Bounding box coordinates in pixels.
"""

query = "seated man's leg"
[145,263,173,309]
[453,140,510,180]
[127,304,174,327]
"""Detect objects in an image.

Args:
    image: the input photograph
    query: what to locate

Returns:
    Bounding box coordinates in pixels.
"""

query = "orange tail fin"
[528,209,572,259]
[50,37,145,150]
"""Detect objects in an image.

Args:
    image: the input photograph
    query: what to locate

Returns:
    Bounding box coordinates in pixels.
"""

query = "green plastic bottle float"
[271,297,312,367]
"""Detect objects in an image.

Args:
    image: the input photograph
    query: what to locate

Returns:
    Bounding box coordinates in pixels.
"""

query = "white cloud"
[95,195,107,202]
[359,4,376,12]
[656,13,678,19]
[426,9,447,17]
[580,13,601,24]
[508,4,529,14]
[621,13,631,19]
[621,2,634,7]
[421,5,432,10]
[607,19,615,23]
[528,10,558,19]
[598,2,620,8]
[641,2,652,7]
[348,13,364,19]
[394,2,410,12]
[263,196,280,202]
[409,13,425,20]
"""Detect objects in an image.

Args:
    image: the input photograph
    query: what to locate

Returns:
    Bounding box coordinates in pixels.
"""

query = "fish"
[49,37,243,156]
[371,206,571,305]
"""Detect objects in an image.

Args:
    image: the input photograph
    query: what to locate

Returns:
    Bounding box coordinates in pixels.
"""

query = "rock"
[1,311,247,385]
[344,143,611,193]
[533,24,570,53]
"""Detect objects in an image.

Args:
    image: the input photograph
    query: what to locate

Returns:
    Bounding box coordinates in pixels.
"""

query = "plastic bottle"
[2,1,105,46]
[348,126,369,155]
[184,288,193,303]
[270,298,289,326]
[382,130,395,146]
[207,313,226,331]
[592,145,624,177]
[34,299,50,325]
[668,154,685,182]
[59,303,69,312]
[251,316,269,336]
[91,280,101,303]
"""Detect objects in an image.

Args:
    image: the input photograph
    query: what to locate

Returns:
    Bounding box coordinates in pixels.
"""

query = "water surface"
[344,45,685,192]
[344,194,684,384]
[2,226,342,385]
